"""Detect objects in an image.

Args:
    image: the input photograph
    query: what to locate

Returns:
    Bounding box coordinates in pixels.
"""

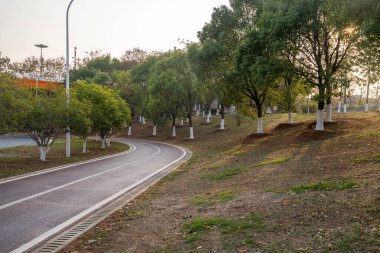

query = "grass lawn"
[59,112,379,252]
[0,139,129,179]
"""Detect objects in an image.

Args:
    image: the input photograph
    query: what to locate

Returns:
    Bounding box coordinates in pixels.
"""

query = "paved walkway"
[0,135,35,149]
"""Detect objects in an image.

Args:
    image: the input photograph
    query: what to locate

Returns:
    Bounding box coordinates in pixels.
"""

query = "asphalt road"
[0,138,187,253]
[0,135,35,149]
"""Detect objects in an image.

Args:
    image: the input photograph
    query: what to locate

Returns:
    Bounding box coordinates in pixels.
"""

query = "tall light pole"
[34,43,48,93]
[74,46,77,70]
[66,0,75,158]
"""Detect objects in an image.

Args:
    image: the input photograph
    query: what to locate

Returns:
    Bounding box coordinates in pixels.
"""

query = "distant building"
[16,78,64,90]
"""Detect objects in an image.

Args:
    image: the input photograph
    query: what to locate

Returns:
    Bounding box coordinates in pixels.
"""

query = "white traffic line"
[0,143,137,185]
[0,143,160,211]
[10,143,187,253]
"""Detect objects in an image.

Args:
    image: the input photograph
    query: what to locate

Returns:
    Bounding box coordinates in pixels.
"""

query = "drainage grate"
[33,213,106,253]
[31,147,192,253]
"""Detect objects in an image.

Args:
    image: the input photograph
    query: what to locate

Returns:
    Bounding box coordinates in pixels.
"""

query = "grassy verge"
[291,180,358,193]
[61,112,380,253]
[0,139,129,179]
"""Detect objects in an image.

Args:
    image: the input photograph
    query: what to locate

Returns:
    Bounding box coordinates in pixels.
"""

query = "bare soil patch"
[62,113,380,253]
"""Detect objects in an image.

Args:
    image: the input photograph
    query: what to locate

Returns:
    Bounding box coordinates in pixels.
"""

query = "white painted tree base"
[189,127,194,139]
[316,110,324,130]
[216,109,219,116]
[338,101,342,113]
[326,103,332,122]
[139,115,142,123]
[152,125,157,136]
[288,111,293,124]
[344,104,347,113]
[82,140,87,153]
[39,147,49,161]
[180,120,184,126]
[128,126,132,136]
[257,117,264,134]
[196,110,200,117]
[206,115,211,123]
[101,139,106,149]
[172,126,176,137]
[365,103,369,112]
[220,119,225,129]
[142,117,146,124]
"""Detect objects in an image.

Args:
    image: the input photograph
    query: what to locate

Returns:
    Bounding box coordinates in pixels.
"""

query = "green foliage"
[301,102,317,114]
[73,81,131,138]
[203,167,248,180]
[252,157,290,167]
[189,190,236,206]
[184,212,265,234]
[0,73,31,134]
[291,180,358,193]
[354,153,380,164]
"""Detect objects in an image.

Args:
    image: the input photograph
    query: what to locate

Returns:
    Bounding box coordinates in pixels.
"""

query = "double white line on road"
[10,141,188,253]
[0,143,163,211]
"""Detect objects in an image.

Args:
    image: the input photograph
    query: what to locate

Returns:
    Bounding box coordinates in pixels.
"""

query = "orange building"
[16,78,64,90]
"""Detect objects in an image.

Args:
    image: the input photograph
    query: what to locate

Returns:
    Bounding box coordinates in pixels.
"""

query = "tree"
[147,52,186,137]
[353,37,380,112]
[74,81,131,148]
[235,29,282,133]
[17,89,70,161]
[0,73,31,135]
[68,96,93,153]
[12,56,65,81]
[261,0,358,130]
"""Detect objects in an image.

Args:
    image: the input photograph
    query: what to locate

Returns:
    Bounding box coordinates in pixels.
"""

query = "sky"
[0,0,230,62]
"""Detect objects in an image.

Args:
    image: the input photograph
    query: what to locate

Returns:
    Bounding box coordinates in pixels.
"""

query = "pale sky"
[0,0,230,62]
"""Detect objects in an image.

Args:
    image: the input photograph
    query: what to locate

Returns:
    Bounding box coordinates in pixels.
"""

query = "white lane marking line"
[0,143,136,185]
[9,143,187,253]
[0,144,161,210]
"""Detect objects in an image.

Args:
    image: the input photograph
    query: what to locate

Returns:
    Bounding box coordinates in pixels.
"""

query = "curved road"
[0,138,188,253]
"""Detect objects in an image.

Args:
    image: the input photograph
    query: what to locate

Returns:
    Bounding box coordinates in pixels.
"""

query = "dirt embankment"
[62,113,380,253]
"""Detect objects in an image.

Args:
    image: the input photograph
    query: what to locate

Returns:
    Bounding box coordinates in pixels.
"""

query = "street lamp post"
[34,43,48,94]
[66,0,75,158]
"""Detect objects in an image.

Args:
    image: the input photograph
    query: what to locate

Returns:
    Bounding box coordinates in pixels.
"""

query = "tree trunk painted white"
[186,117,189,123]
[206,114,211,123]
[288,111,293,124]
[142,117,146,124]
[208,110,211,117]
[202,111,205,117]
[378,97,380,110]
[139,115,142,123]
[101,139,106,149]
[82,140,87,153]
[95,133,100,141]
[152,125,157,136]
[128,126,132,136]
[344,104,347,113]
[39,147,47,161]
[196,110,200,117]
[338,101,342,113]
[189,127,194,139]
[365,103,369,112]
[220,119,225,130]
[180,119,184,126]
[216,109,219,116]
[326,103,333,122]
[106,138,111,147]
[257,117,264,134]
[172,126,176,137]
[266,106,272,114]
[316,110,324,131]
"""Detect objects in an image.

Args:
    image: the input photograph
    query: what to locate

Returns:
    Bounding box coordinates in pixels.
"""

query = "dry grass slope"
[62,112,380,253]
